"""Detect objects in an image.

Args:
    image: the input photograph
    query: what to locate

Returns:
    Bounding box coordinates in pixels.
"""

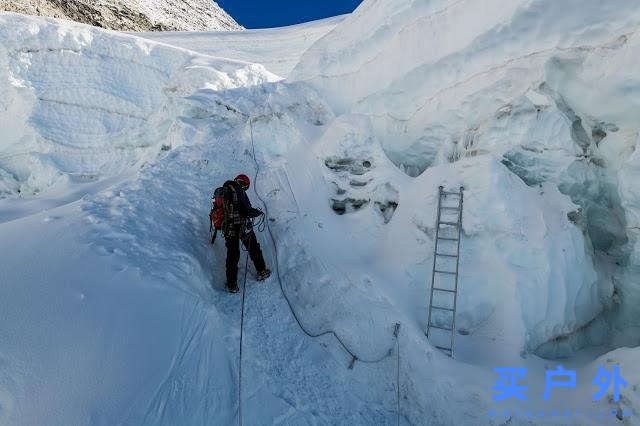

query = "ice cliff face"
[0,12,274,200]
[0,0,241,31]
[291,0,640,356]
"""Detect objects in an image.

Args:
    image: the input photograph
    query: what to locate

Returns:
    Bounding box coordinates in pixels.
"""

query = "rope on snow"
[232,111,404,425]
[247,116,400,365]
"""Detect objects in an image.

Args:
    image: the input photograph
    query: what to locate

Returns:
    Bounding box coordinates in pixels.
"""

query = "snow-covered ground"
[1,0,640,424]
[135,15,345,78]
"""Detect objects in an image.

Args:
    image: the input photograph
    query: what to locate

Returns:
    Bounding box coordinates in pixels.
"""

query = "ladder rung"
[429,324,452,331]
[433,287,456,293]
[434,270,456,275]
[435,252,457,258]
[440,206,459,211]
[431,305,454,312]
[439,221,459,226]
[437,237,458,241]
[435,345,452,351]
[441,191,460,196]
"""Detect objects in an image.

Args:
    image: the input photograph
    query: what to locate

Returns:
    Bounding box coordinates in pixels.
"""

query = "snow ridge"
[137,15,345,78]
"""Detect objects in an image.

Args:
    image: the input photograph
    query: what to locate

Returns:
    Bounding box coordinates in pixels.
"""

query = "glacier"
[1,0,640,424]
[291,0,640,358]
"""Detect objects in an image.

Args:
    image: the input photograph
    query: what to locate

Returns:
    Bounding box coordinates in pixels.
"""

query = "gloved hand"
[248,207,262,218]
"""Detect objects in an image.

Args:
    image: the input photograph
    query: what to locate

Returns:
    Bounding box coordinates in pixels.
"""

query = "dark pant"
[225,227,266,286]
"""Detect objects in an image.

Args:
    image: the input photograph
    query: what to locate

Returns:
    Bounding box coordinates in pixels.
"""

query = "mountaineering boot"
[227,283,239,293]
[256,269,271,281]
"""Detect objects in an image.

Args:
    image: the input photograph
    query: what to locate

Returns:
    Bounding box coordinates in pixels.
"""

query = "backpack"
[209,182,239,243]
[210,186,227,231]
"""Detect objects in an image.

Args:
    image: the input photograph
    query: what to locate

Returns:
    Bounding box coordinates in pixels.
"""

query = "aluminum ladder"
[426,186,463,358]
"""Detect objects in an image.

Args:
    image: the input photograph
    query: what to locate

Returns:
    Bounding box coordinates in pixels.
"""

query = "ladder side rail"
[427,186,444,338]
[450,186,464,358]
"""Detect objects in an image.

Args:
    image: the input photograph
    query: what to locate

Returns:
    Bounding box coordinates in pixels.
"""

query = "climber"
[210,174,271,293]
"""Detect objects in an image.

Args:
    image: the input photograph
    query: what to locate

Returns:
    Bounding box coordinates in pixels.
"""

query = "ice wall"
[0,13,276,198]
[293,0,640,355]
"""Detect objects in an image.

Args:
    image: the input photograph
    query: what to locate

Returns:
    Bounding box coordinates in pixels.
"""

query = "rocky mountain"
[0,0,241,31]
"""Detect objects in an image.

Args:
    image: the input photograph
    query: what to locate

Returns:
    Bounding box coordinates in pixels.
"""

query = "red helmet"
[235,174,250,190]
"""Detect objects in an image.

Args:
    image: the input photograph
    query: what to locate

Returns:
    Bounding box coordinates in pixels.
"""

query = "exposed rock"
[0,0,241,31]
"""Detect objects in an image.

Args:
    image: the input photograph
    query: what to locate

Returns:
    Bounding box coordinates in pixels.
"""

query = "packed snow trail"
[78,83,412,424]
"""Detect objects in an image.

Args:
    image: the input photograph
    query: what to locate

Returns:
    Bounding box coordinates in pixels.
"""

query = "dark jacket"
[223,180,252,218]
[223,179,261,227]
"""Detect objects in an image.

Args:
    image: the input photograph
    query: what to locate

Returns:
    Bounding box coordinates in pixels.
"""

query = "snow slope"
[0,0,241,31]
[2,0,640,425]
[136,15,345,78]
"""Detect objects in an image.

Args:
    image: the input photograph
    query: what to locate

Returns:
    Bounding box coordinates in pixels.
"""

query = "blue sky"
[215,0,364,29]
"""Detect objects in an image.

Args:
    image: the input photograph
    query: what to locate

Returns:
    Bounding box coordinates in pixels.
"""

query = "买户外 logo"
[488,365,631,420]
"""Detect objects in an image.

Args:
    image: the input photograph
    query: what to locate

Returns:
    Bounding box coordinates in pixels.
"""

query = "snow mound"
[0,13,276,199]
[391,157,599,351]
